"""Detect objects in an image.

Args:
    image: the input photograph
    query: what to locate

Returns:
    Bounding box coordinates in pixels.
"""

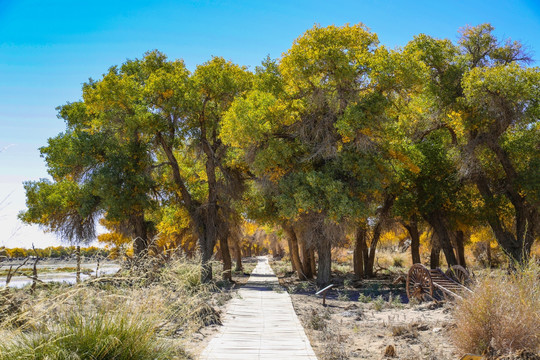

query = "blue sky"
[1,0,539,248]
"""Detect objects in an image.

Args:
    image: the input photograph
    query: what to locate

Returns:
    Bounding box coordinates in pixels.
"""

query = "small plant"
[357,293,371,303]
[391,324,418,338]
[372,295,385,311]
[365,282,380,293]
[408,296,420,306]
[388,294,404,309]
[343,279,353,288]
[392,256,404,268]
[295,281,310,292]
[308,310,327,331]
[337,291,350,301]
[318,324,349,360]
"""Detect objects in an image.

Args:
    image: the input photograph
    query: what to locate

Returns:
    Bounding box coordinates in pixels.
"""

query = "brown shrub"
[452,261,540,357]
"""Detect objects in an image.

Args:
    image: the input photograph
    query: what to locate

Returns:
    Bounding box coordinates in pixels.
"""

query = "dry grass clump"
[318,323,349,360]
[452,261,540,357]
[0,256,218,359]
[0,309,180,360]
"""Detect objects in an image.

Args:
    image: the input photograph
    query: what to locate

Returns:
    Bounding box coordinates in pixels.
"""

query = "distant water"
[0,263,121,288]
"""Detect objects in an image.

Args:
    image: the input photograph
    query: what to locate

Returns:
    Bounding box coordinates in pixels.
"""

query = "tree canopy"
[20,23,539,283]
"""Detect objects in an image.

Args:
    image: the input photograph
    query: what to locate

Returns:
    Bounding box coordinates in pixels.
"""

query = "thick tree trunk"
[299,236,313,279]
[316,235,332,287]
[403,217,421,264]
[455,230,466,268]
[309,248,316,276]
[220,233,232,281]
[430,233,441,269]
[425,211,458,267]
[282,224,306,280]
[200,230,215,283]
[353,225,366,279]
[233,237,243,272]
[286,237,295,272]
[132,212,149,256]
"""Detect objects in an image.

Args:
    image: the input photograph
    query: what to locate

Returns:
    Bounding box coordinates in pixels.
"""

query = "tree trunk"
[220,234,232,281]
[299,236,313,279]
[430,233,441,269]
[233,237,243,272]
[309,248,316,276]
[353,225,366,279]
[132,212,149,256]
[198,214,218,283]
[474,171,536,264]
[455,230,466,268]
[316,235,332,287]
[200,234,214,283]
[403,217,421,264]
[287,237,295,272]
[282,224,306,280]
[365,195,395,277]
[201,133,220,282]
[157,132,218,282]
[424,211,458,267]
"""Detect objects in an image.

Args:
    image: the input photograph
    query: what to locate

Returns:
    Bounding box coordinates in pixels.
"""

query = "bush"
[392,255,404,268]
[452,261,540,357]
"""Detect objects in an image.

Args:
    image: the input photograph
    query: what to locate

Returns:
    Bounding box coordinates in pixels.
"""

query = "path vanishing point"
[200,257,317,360]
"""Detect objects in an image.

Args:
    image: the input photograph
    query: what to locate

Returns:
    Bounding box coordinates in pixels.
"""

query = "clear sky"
[1,0,539,248]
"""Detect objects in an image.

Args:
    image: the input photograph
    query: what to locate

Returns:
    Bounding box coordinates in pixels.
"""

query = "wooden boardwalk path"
[200,257,317,360]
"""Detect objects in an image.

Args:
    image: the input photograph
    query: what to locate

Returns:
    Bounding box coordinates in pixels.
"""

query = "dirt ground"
[290,292,457,360]
[274,259,459,360]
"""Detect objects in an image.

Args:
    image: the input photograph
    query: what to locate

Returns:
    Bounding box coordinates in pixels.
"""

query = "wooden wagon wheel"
[406,264,433,302]
[445,265,472,287]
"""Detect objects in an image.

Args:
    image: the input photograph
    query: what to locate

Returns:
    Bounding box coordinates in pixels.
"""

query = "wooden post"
[76,245,81,284]
[315,284,334,307]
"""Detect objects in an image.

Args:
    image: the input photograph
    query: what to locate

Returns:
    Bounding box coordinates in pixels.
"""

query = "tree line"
[0,246,108,259]
[20,23,539,285]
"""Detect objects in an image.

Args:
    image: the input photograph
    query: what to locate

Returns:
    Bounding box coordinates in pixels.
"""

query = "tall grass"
[452,261,540,357]
[0,310,180,360]
[0,256,218,359]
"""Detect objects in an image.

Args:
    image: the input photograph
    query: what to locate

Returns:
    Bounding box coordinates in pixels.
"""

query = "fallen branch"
[373,258,390,275]
[4,257,30,287]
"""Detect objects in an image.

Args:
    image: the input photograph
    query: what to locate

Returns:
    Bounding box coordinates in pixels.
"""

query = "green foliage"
[21,23,540,267]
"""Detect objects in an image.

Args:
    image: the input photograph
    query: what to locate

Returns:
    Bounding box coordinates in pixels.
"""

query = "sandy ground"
[272,258,459,360]
[290,293,457,360]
